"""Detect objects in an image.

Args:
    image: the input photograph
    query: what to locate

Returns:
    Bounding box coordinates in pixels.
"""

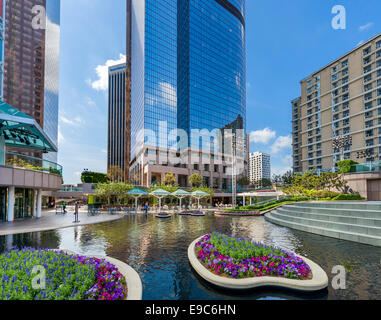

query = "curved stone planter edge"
[60,250,143,300]
[188,236,328,292]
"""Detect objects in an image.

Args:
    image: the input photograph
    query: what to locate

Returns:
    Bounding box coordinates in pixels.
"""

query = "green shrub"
[333,194,364,201]
[337,160,358,173]
[306,190,340,199]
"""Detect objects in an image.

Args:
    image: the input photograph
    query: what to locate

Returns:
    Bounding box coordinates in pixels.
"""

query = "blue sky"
[58,0,381,184]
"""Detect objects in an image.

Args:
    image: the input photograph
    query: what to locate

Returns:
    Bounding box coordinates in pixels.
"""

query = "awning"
[0,101,57,152]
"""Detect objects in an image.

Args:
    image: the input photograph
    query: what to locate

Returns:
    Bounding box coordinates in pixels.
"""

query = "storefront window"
[14,189,34,219]
[0,188,6,221]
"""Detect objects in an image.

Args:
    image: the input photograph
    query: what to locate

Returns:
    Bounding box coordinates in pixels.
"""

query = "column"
[243,195,246,207]
[36,189,42,218]
[250,197,252,205]
[7,186,15,222]
[32,190,37,217]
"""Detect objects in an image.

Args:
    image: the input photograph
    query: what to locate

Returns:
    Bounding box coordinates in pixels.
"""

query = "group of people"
[60,201,80,220]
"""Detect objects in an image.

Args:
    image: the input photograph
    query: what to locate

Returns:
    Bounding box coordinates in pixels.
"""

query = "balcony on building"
[0,102,62,222]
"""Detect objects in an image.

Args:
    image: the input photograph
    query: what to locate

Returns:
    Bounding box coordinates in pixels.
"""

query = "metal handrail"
[4,151,63,176]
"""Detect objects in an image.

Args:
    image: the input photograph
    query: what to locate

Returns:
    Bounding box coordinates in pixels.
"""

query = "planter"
[188,236,328,292]
[179,212,192,216]
[215,211,261,217]
[155,212,172,219]
[191,212,205,216]
[62,250,142,300]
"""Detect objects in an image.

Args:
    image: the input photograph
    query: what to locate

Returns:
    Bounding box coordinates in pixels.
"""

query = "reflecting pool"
[1,213,381,300]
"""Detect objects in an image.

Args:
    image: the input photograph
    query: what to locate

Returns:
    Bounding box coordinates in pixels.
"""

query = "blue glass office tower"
[178,0,246,150]
[128,0,246,184]
[43,0,61,163]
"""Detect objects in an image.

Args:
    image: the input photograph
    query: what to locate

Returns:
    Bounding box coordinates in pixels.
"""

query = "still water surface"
[1,213,380,300]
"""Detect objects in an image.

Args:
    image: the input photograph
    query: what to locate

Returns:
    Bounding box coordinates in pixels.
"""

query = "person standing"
[143,202,149,214]
[62,201,67,214]
[74,202,79,223]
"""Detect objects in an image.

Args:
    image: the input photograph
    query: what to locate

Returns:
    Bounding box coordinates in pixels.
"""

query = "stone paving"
[0,207,125,236]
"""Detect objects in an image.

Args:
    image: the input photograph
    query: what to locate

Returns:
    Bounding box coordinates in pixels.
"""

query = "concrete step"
[265,212,381,247]
[291,201,381,211]
[277,207,381,228]
[283,204,381,219]
[270,210,381,237]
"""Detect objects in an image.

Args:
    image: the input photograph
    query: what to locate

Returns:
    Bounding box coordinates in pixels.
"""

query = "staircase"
[265,202,381,247]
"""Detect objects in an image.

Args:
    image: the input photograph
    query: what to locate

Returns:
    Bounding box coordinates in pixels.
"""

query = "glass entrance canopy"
[0,101,57,152]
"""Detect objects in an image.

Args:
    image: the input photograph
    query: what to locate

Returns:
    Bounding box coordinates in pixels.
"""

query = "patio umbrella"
[171,189,190,209]
[191,190,210,209]
[127,188,149,213]
[150,189,171,213]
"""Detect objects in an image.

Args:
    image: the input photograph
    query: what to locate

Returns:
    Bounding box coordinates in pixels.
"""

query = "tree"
[107,166,124,182]
[81,171,109,183]
[258,178,272,188]
[337,160,358,173]
[282,170,294,186]
[164,173,177,186]
[95,182,134,205]
[189,174,202,187]
[237,176,250,187]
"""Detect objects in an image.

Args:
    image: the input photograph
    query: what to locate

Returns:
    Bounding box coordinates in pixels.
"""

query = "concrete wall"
[344,172,381,200]
[0,165,62,191]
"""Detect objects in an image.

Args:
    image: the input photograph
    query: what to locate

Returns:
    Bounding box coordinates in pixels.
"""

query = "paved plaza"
[0,207,125,236]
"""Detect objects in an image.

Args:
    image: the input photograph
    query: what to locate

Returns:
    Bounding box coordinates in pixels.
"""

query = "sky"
[57,0,381,184]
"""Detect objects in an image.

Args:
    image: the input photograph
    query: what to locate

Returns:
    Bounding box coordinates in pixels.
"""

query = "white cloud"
[357,40,365,47]
[60,115,84,126]
[272,165,292,176]
[88,54,126,91]
[249,128,276,144]
[271,135,292,154]
[58,125,64,144]
[359,22,374,32]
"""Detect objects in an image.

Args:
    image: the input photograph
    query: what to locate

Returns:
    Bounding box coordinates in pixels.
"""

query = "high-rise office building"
[2,0,60,161]
[249,152,271,185]
[292,33,381,173]
[126,0,246,188]
[108,63,128,182]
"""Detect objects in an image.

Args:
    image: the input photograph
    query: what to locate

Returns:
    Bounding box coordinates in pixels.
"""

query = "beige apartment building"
[293,33,381,173]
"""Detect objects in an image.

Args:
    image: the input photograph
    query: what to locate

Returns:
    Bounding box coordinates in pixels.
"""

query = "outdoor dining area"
[124,188,211,217]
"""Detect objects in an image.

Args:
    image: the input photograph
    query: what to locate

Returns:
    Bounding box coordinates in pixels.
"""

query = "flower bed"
[0,247,126,300]
[156,212,171,218]
[195,233,311,280]
[191,211,205,216]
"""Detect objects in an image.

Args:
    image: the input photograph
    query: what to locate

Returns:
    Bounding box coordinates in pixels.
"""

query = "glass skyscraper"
[2,0,61,162]
[127,0,246,186]
[43,0,61,163]
[178,0,246,150]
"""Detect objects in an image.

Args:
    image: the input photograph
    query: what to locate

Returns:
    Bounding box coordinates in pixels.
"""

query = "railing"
[60,186,83,192]
[351,161,381,173]
[298,161,381,175]
[4,151,63,176]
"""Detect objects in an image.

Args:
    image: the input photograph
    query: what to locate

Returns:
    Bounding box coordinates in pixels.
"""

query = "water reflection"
[1,214,381,300]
